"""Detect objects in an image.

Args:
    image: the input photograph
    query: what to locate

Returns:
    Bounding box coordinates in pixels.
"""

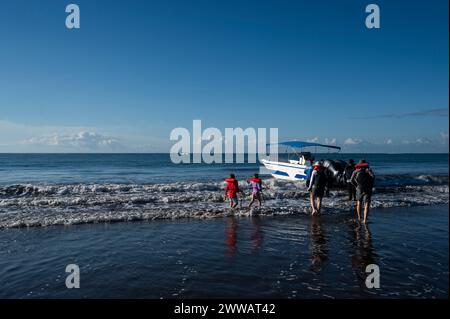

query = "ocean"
[0,153,448,298]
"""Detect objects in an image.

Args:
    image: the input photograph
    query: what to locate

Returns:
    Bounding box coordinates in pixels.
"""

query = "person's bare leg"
[310,193,317,215]
[248,198,255,208]
[257,198,262,208]
[356,200,362,222]
[316,197,322,214]
[363,202,370,223]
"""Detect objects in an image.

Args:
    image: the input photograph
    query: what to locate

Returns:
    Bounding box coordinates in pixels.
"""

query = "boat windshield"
[287,152,313,165]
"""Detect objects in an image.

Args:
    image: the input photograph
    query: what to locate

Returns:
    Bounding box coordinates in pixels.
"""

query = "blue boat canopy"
[267,140,341,150]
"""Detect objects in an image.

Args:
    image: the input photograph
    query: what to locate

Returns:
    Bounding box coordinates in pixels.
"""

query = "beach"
[0,205,447,298]
[0,153,448,298]
[1,0,448,304]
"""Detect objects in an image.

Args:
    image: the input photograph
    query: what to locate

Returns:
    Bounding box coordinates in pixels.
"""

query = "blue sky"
[0,0,448,152]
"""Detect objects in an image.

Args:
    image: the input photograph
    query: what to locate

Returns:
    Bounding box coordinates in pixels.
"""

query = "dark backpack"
[355,168,374,190]
[312,169,326,188]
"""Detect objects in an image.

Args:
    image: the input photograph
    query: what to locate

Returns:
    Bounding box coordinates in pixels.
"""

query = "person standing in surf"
[224,174,244,209]
[307,161,328,215]
[350,160,375,223]
[247,173,269,208]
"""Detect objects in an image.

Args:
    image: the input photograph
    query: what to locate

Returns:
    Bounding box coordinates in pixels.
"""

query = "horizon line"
[0,152,448,155]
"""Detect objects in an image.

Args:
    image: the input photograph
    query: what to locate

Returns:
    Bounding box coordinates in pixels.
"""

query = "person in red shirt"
[224,174,244,208]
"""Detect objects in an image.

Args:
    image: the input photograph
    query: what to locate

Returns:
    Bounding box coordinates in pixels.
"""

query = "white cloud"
[415,137,432,144]
[344,138,362,145]
[27,132,124,151]
[385,138,393,145]
[324,138,337,145]
[306,137,320,143]
[0,119,170,152]
[441,132,449,143]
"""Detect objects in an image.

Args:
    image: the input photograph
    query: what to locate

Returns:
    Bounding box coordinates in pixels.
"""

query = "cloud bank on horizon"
[0,118,448,153]
[27,132,124,152]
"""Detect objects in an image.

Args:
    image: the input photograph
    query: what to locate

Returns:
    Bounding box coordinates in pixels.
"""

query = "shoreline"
[0,204,448,298]
[1,200,449,230]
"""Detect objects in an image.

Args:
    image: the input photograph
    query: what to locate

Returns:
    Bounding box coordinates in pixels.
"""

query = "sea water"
[0,153,447,228]
[0,153,448,298]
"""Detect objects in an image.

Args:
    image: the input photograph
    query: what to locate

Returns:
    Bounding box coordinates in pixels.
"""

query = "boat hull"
[261,159,311,181]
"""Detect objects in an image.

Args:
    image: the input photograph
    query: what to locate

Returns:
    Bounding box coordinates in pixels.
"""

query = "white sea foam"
[0,178,448,228]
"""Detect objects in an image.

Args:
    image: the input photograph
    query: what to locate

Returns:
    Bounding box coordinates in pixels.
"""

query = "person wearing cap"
[307,161,328,215]
[344,159,356,201]
[350,159,375,223]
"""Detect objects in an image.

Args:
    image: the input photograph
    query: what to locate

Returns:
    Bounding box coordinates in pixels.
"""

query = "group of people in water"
[224,173,268,209]
[307,159,375,223]
[224,159,375,224]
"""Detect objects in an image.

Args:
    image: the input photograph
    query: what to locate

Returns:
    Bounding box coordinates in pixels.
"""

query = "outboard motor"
[336,160,347,171]
[335,160,348,186]
[323,160,340,178]
[323,159,346,188]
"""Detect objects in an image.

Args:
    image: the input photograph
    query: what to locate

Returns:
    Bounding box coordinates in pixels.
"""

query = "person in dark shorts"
[307,161,328,215]
[344,159,356,201]
[350,160,375,223]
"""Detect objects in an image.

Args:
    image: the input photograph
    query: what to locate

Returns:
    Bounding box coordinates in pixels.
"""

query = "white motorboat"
[261,141,341,182]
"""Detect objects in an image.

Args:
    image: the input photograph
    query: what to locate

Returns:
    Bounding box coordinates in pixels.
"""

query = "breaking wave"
[0,173,448,229]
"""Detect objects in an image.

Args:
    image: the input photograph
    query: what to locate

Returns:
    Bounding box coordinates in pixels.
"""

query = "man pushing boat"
[307,161,328,215]
[350,160,375,224]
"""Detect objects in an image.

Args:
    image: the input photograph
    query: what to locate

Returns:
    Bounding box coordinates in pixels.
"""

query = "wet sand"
[0,205,448,298]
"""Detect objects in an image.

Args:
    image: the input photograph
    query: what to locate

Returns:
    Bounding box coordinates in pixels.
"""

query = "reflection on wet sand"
[223,215,380,291]
[225,217,238,257]
[251,217,264,253]
[224,216,264,257]
[309,216,329,272]
[348,222,378,287]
